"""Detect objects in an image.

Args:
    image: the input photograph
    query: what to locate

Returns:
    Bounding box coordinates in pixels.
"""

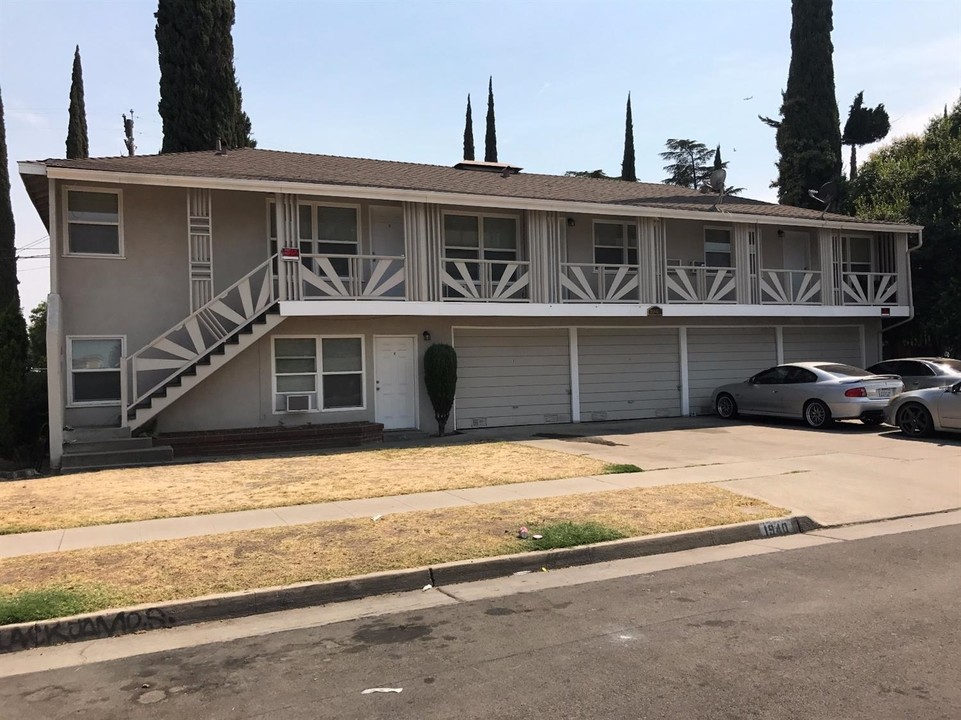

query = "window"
[752,367,790,385]
[273,336,364,412]
[817,364,872,377]
[65,189,122,256]
[443,213,518,287]
[841,236,873,274]
[784,367,818,384]
[704,227,732,267]
[895,361,935,377]
[593,221,637,265]
[69,337,123,405]
[301,204,359,277]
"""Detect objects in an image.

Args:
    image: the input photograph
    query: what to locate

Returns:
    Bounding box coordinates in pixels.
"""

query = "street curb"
[0,515,816,655]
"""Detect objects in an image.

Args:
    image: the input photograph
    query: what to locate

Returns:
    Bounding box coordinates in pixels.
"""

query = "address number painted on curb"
[758,519,797,538]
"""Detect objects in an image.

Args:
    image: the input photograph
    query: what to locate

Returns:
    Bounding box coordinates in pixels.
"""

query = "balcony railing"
[560,263,640,303]
[665,265,737,303]
[840,271,898,306]
[760,269,822,305]
[441,257,531,301]
[300,254,406,300]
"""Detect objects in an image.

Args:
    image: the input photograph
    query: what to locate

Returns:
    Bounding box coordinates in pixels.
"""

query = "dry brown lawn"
[0,483,787,609]
[0,443,608,533]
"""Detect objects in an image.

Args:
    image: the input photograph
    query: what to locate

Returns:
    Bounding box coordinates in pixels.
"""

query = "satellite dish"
[807,180,838,217]
[708,168,727,209]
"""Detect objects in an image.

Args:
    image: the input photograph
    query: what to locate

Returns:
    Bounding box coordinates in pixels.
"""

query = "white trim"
[569,327,580,423]
[66,335,126,407]
[372,334,419,430]
[61,186,125,259]
[679,327,689,416]
[279,300,911,318]
[41,167,922,234]
[271,334,367,415]
[46,294,64,469]
[48,178,59,295]
[18,161,47,175]
[775,326,785,365]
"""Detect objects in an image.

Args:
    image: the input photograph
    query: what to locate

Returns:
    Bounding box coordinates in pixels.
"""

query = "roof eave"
[18,162,50,230]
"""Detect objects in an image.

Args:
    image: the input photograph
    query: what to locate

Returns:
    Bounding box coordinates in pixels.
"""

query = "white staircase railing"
[126,255,277,417]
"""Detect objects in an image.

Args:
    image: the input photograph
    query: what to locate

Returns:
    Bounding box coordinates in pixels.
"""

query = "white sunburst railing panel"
[759,269,823,304]
[560,263,640,303]
[665,265,737,303]
[441,258,531,301]
[128,255,277,412]
[841,271,898,305]
[300,254,406,300]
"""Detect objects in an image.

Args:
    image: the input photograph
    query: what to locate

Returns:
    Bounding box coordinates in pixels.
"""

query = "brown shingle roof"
[37,148,904,226]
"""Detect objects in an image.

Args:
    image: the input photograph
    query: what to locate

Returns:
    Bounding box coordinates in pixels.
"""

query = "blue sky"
[2,0,959,312]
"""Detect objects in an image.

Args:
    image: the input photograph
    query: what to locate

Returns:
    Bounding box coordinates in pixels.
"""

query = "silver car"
[867,357,961,391]
[712,362,904,429]
[884,380,961,437]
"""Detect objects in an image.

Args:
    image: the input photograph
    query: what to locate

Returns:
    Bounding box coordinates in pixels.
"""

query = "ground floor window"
[68,336,123,405]
[273,336,364,412]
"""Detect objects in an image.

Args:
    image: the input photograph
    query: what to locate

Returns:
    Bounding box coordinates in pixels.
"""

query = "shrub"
[424,343,457,436]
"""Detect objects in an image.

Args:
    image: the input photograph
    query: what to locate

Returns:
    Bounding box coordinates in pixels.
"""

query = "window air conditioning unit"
[285,394,312,412]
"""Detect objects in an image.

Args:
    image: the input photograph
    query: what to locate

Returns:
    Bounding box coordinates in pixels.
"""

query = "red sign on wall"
[280,247,300,260]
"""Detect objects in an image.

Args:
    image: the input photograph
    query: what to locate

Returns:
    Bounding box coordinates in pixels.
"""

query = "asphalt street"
[4,523,959,720]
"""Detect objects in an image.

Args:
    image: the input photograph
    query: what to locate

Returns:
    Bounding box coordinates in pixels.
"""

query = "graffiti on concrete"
[0,607,175,653]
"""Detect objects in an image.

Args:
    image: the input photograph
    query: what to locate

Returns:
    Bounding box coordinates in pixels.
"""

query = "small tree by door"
[424,344,457,436]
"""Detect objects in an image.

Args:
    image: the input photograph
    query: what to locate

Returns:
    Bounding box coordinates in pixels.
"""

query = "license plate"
[878,388,893,398]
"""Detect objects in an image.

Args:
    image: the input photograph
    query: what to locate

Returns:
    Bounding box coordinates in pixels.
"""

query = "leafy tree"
[27,301,46,369]
[424,343,457,436]
[759,0,842,208]
[842,91,890,181]
[463,94,475,161]
[0,86,16,312]
[660,139,714,188]
[484,76,497,163]
[565,170,609,179]
[66,46,89,160]
[849,99,961,356]
[156,0,255,152]
[621,93,636,182]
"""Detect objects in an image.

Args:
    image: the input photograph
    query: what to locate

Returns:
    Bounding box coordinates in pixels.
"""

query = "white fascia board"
[280,300,910,319]
[42,166,922,234]
[18,161,48,175]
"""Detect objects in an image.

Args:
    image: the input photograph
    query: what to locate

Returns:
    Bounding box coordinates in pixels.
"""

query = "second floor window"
[66,189,122,256]
[593,222,637,265]
[300,204,358,277]
[443,214,518,281]
[704,227,732,267]
[841,236,872,275]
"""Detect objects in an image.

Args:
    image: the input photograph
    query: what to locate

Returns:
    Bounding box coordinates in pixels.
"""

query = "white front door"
[374,336,417,430]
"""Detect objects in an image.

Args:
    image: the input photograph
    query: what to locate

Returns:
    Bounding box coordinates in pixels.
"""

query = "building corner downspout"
[882,228,923,338]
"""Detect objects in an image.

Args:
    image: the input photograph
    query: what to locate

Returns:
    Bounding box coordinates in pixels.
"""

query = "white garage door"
[454,328,571,429]
[782,326,863,367]
[578,328,680,422]
[688,327,778,415]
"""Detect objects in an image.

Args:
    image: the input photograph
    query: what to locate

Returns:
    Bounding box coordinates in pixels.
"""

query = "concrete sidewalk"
[1,419,958,559]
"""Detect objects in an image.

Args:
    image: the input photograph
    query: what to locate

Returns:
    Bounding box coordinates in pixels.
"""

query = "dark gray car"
[867,357,961,391]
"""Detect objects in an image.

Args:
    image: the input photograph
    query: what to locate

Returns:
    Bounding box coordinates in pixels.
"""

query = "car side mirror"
[953,381,961,394]
[748,376,757,385]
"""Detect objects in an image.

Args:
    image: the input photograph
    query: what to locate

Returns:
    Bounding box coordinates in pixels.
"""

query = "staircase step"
[60,445,175,472]
[63,437,155,454]
[64,426,132,442]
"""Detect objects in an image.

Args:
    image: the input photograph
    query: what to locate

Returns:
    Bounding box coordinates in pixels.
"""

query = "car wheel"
[715,393,738,420]
[896,403,934,438]
[803,400,833,429]
[860,416,883,427]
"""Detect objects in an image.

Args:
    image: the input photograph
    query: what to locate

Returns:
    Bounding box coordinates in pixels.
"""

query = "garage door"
[578,328,680,422]
[782,326,863,367]
[688,327,778,415]
[454,328,571,429]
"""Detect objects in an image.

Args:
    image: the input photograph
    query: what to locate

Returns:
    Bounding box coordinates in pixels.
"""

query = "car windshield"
[935,359,961,373]
[817,364,873,377]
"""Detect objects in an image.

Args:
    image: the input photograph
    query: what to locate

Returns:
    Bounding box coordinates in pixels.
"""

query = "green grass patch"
[528,521,628,551]
[604,463,643,474]
[0,586,118,625]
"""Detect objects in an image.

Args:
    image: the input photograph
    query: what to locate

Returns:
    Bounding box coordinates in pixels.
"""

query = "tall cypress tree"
[0,86,28,458]
[463,94,475,161]
[156,0,254,153]
[65,46,89,160]
[484,76,497,163]
[620,93,636,181]
[760,0,841,209]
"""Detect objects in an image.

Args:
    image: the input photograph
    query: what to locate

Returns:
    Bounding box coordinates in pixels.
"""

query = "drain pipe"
[882,228,924,338]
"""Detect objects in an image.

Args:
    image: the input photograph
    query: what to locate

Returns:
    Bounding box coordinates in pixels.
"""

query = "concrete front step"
[63,437,156,454]
[63,426,132,442]
[60,445,175,472]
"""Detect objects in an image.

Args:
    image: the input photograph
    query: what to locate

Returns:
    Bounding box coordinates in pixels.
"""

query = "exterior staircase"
[125,255,283,433]
[61,426,174,472]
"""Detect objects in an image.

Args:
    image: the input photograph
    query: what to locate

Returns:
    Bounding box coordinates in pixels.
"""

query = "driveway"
[465,417,961,526]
